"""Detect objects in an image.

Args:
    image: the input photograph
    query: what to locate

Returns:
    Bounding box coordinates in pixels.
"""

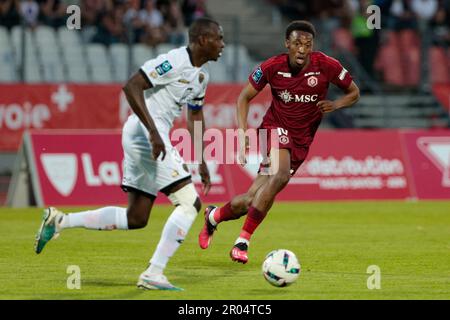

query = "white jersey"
[121,46,209,195]
[140,46,209,129]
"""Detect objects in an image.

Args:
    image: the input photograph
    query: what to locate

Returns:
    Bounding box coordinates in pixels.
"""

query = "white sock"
[146,264,163,275]
[235,237,249,246]
[59,207,128,230]
[147,206,195,274]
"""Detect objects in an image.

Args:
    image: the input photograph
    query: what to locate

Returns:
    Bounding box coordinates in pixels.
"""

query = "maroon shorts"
[257,126,310,176]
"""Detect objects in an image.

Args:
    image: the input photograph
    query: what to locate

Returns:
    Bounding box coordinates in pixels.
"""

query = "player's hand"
[198,162,211,196]
[150,134,166,161]
[317,100,338,113]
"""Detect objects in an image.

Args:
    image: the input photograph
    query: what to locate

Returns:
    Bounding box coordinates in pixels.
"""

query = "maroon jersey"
[249,51,353,147]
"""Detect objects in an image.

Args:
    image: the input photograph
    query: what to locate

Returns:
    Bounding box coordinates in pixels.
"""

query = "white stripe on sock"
[235,237,249,246]
[208,207,218,226]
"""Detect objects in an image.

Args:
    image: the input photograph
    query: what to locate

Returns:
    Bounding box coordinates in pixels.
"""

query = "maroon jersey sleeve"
[324,56,353,90]
[248,61,270,91]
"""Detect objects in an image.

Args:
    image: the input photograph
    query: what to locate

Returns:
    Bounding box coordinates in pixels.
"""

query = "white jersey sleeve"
[140,52,180,86]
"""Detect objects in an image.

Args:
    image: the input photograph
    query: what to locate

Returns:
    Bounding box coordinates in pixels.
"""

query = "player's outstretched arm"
[187,107,211,195]
[123,71,166,160]
[237,82,260,165]
[317,81,360,114]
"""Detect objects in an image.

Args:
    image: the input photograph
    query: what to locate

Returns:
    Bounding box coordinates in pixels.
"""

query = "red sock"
[213,201,234,223]
[240,206,267,241]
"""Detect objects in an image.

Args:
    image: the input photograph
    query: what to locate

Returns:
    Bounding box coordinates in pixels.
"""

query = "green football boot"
[34,207,63,254]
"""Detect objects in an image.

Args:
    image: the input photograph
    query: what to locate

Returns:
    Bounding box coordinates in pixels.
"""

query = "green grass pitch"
[0,201,449,300]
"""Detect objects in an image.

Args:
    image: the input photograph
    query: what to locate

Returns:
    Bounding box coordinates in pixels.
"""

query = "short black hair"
[285,20,316,39]
[188,17,220,43]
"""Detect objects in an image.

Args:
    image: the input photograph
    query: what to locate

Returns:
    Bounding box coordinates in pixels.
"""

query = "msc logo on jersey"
[155,60,173,76]
[278,90,318,104]
[307,76,318,87]
[252,67,263,84]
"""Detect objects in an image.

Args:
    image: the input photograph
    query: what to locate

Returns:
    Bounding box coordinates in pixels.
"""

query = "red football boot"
[230,242,249,264]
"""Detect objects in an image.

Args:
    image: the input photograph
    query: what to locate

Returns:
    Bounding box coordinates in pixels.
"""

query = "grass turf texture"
[0,201,449,300]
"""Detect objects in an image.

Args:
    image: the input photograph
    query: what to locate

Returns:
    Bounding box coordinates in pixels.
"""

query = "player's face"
[204,25,225,61]
[285,31,314,69]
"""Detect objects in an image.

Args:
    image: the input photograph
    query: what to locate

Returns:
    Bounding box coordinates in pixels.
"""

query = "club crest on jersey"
[307,76,318,87]
[155,60,172,76]
[279,135,289,145]
[277,127,290,145]
[252,67,263,84]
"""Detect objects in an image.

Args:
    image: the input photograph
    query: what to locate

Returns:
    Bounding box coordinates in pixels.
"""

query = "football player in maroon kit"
[199,20,360,263]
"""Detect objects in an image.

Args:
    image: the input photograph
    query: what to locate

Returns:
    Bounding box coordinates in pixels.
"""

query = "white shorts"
[121,114,191,197]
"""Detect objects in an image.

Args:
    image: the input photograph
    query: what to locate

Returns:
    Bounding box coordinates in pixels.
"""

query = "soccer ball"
[262,249,301,287]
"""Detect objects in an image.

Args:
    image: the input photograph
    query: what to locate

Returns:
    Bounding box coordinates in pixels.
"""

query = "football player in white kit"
[34,18,225,291]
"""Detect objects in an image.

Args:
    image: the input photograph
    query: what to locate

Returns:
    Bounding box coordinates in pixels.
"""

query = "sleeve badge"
[155,60,173,76]
[252,66,263,84]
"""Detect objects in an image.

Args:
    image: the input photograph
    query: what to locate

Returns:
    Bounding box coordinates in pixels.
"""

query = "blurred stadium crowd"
[0,0,207,46]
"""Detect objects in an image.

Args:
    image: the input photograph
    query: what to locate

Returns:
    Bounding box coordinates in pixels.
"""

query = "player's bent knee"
[230,194,250,215]
[168,183,199,221]
[126,211,149,229]
[244,193,254,208]
[272,171,291,188]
